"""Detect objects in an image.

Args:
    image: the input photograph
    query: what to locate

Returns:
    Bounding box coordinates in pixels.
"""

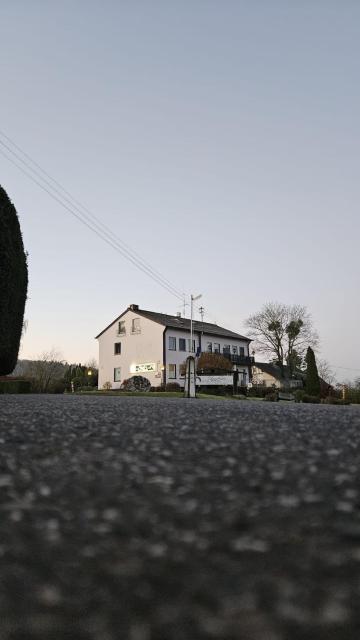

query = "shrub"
[294,389,305,403]
[248,386,276,398]
[102,381,112,390]
[120,376,151,392]
[264,391,278,402]
[302,394,321,404]
[196,352,232,374]
[165,382,181,392]
[322,396,350,406]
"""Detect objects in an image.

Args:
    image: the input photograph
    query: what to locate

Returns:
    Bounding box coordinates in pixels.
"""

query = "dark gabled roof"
[95,305,251,342]
[253,362,305,380]
[138,309,251,341]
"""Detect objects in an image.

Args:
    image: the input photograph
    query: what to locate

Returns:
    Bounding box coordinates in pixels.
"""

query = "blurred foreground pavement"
[0,395,360,639]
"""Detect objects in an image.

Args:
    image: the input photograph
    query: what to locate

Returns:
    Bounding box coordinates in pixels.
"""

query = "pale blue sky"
[1,1,359,381]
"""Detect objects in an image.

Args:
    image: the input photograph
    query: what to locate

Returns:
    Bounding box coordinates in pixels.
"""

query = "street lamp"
[190,294,202,355]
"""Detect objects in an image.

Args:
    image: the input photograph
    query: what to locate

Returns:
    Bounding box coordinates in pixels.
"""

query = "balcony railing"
[220,353,255,366]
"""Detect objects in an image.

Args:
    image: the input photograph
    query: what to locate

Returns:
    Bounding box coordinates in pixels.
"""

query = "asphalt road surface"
[0,395,360,640]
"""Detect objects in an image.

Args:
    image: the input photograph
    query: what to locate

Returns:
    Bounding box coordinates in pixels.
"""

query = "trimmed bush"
[165,382,181,392]
[0,186,28,375]
[0,379,31,394]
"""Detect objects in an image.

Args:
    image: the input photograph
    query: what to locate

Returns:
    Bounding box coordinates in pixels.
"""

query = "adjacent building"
[251,362,304,388]
[96,304,253,389]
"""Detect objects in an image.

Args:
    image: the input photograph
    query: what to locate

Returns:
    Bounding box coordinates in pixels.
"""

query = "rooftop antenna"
[199,306,205,333]
[182,294,189,317]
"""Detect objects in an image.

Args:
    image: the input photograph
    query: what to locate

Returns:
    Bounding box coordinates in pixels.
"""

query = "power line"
[0,131,182,297]
[0,133,184,301]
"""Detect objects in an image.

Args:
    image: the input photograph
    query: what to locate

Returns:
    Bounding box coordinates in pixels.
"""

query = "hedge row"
[0,379,31,394]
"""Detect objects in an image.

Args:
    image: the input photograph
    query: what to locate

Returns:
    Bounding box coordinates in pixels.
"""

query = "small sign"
[130,363,156,373]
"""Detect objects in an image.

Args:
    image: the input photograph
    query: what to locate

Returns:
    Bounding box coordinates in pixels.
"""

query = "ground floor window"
[214,343,220,353]
[114,367,121,382]
[168,364,176,379]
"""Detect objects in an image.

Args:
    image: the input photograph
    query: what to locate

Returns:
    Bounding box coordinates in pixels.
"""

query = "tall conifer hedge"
[0,185,28,375]
[305,346,321,396]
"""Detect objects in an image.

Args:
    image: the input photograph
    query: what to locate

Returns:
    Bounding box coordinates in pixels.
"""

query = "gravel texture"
[0,395,360,639]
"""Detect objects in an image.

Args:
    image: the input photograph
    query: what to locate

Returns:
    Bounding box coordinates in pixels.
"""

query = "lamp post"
[190,294,202,355]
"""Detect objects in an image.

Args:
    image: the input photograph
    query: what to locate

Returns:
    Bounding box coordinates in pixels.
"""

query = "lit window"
[131,318,141,333]
[214,343,220,353]
[168,364,176,379]
[207,342,212,353]
[168,336,176,350]
[114,367,121,382]
[179,338,186,351]
[114,342,121,355]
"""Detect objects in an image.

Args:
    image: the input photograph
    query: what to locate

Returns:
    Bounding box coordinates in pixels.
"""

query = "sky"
[0,1,359,382]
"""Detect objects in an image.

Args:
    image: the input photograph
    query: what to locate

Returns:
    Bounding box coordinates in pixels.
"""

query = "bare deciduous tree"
[245,302,318,376]
[317,359,336,386]
[27,349,67,393]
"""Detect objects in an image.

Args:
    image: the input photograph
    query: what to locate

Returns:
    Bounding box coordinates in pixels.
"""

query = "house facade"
[251,362,304,389]
[96,304,253,389]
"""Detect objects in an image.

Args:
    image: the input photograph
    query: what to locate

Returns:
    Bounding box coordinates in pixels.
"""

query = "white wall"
[165,328,251,384]
[97,310,164,389]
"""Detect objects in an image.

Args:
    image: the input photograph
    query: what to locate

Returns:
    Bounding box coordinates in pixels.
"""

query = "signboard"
[180,374,233,387]
[130,363,156,374]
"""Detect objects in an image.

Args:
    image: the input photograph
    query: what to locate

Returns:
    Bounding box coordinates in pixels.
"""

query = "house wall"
[97,310,164,389]
[165,328,251,385]
[252,367,281,388]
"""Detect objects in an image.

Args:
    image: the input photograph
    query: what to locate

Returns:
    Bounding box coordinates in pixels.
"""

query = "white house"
[96,304,253,390]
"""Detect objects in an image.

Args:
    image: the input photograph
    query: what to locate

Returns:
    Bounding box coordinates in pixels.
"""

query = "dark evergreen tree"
[0,186,28,375]
[305,346,320,396]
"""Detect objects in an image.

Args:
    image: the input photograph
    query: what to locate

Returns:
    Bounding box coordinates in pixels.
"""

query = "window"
[232,346,238,355]
[118,320,126,335]
[223,344,230,354]
[168,364,176,379]
[114,342,121,355]
[187,339,196,353]
[179,338,186,351]
[214,343,220,353]
[131,318,141,333]
[239,347,245,356]
[168,336,176,350]
[114,367,121,382]
[207,342,212,353]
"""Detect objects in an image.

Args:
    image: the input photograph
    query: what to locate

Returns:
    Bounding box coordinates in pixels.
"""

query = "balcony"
[220,353,255,366]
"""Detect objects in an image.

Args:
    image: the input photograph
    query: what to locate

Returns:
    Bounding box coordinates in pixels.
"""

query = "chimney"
[129,304,139,311]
